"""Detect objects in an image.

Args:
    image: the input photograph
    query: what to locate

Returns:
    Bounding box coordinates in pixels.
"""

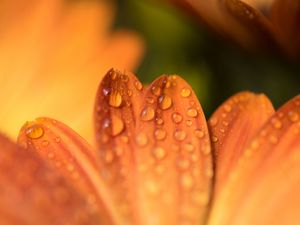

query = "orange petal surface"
[94,69,213,225]
[0,0,144,142]
[208,96,300,225]
[0,134,102,225]
[208,91,274,190]
[17,118,121,225]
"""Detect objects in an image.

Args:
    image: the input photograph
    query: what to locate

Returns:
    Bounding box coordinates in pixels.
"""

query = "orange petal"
[208,91,274,190]
[271,0,300,58]
[0,134,102,225]
[0,0,143,142]
[17,118,121,225]
[208,96,300,225]
[170,0,279,51]
[94,69,213,225]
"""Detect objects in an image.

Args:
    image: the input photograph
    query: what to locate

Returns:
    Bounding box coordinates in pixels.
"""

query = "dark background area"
[115,0,300,116]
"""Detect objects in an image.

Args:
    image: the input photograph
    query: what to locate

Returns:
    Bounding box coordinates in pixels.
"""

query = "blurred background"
[115,0,300,115]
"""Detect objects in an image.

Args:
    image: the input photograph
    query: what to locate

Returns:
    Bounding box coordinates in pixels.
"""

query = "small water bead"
[121,135,129,143]
[146,96,155,104]
[172,112,183,124]
[177,158,190,170]
[121,75,129,82]
[25,124,44,139]
[104,151,114,163]
[42,140,49,147]
[186,120,193,127]
[47,152,55,159]
[136,133,148,147]
[141,106,155,121]
[111,115,125,136]
[271,118,282,129]
[174,130,187,141]
[183,143,195,152]
[102,87,110,96]
[288,111,299,122]
[154,129,167,140]
[201,146,211,155]
[134,80,143,91]
[181,88,191,98]
[224,104,232,112]
[180,173,194,190]
[194,129,205,138]
[55,137,61,143]
[193,192,209,206]
[145,180,160,195]
[151,86,161,96]
[212,136,218,143]
[152,147,167,160]
[109,91,122,107]
[158,95,173,110]
[209,117,218,127]
[269,135,278,144]
[127,90,132,97]
[156,118,164,125]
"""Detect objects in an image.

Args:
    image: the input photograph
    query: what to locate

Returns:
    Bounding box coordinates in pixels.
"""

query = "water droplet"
[180,173,194,190]
[141,106,155,121]
[136,133,148,147]
[193,192,209,206]
[154,129,167,140]
[156,118,164,125]
[181,88,191,97]
[201,146,211,155]
[104,151,114,163]
[42,140,49,147]
[186,120,193,127]
[158,95,173,110]
[183,143,194,152]
[25,124,44,139]
[177,158,190,170]
[109,90,122,108]
[194,129,204,138]
[151,86,161,96]
[174,130,186,141]
[127,90,132,97]
[209,117,218,127]
[146,96,155,104]
[121,135,129,143]
[145,180,159,195]
[288,111,299,122]
[187,108,198,118]
[121,75,129,82]
[212,136,218,143]
[67,163,75,172]
[134,80,143,91]
[172,112,183,124]
[271,118,282,129]
[269,135,278,144]
[55,137,61,143]
[102,87,110,96]
[47,152,55,159]
[152,147,166,160]
[224,104,232,112]
[111,115,124,136]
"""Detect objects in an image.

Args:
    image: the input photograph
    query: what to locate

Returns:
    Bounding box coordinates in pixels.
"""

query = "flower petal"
[0,134,102,225]
[0,0,143,142]
[271,0,300,58]
[17,118,121,225]
[94,69,213,225]
[208,91,274,190]
[170,0,279,51]
[208,96,300,225]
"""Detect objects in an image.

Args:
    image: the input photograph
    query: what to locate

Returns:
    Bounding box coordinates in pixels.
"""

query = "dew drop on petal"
[187,108,198,118]
[136,133,148,147]
[141,106,155,121]
[186,120,193,127]
[224,104,232,112]
[183,143,195,152]
[152,146,167,160]
[212,136,218,143]
[134,80,143,91]
[180,173,194,190]
[172,112,183,124]
[156,118,164,125]
[271,118,282,129]
[194,129,204,138]
[109,91,122,108]
[111,115,125,136]
[209,117,218,127]
[42,140,49,147]
[177,158,190,170]
[174,129,186,141]
[288,111,299,122]
[154,129,167,140]
[151,86,161,96]
[158,95,173,110]
[181,88,191,97]
[26,124,44,139]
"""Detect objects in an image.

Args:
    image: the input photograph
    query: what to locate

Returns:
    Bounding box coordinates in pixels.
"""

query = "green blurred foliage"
[115,0,300,116]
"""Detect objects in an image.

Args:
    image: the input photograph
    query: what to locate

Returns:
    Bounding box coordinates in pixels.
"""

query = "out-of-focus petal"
[0,0,144,142]
[271,0,300,58]
[170,0,279,51]
[208,96,300,225]
[208,91,274,190]
[0,134,102,225]
[94,69,213,225]
[17,118,121,225]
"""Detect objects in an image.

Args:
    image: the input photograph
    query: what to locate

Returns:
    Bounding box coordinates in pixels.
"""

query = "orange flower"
[170,0,300,58]
[0,0,144,142]
[1,69,300,224]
